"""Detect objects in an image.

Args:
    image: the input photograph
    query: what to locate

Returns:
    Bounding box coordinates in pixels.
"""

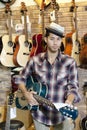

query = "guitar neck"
[5,105,10,130]
[74,5,78,41]
[7,12,12,42]
[24,14,28,41]
[33,94,55,109]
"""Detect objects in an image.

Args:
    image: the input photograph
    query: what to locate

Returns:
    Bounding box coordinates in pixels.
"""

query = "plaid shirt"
[18,52,80,125]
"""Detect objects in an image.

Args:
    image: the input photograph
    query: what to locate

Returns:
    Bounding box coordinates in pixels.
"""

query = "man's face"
[45,33,62,53]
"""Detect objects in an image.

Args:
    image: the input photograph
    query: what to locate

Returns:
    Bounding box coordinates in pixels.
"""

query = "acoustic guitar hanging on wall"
[64,0,75,56]
[30,0,46,57]
[13,2,32,67]
[71,0,81,66]
[0,3,16,67]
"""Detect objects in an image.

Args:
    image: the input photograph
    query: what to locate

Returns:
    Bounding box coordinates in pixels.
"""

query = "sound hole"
[24,40,29,47]
[66,37,72,43]
[8,41,13,47]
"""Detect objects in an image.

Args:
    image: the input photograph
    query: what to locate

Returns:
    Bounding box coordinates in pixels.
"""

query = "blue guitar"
[15,75,78,120]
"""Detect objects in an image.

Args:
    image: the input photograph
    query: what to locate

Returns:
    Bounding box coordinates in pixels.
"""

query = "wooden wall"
[0,1,87,40]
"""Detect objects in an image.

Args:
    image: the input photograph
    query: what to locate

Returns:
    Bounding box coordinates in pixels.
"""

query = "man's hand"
[23,91,39,106]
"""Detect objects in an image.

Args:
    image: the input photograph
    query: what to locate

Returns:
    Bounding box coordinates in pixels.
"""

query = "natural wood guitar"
[13,2,32,67]
[0,3,16,67]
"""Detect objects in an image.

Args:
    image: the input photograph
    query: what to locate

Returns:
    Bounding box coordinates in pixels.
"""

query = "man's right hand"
[23,90,39,106]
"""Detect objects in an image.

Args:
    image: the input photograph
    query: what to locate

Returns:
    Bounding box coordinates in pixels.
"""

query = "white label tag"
[10,107,16,119]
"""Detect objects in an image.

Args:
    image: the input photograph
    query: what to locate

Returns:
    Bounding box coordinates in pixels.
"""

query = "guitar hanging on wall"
[0,3,16,67]
[64,0,75,56]
[13,2,32,67]
[71,0,81,66]
[30,0,46,57]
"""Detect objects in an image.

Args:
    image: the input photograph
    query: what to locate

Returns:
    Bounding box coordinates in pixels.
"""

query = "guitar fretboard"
[33,94,55,109]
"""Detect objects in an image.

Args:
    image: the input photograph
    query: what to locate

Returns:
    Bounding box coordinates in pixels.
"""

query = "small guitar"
[13,2,32,67]
[0,3,16,67]
[15,75,78,120]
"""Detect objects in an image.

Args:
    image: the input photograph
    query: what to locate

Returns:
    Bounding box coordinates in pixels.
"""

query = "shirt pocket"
[57,71,68,82]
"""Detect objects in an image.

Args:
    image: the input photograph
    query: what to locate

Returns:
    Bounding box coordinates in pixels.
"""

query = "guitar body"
[30,35,38,57]
[16,35,32,67]
[30,34,45,57]
[16,75,48,110]
[13,36,20,66]
[1,34,16,67]
[64,32,74,56]
[71,31,80,66]
[79,33,87,68]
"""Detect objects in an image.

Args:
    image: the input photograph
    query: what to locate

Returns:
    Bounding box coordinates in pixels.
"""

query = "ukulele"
[71,0,81,66]
[13,2,32,67]
[30,0,46,57]
[0,3,16,67]
[15,75,78,120]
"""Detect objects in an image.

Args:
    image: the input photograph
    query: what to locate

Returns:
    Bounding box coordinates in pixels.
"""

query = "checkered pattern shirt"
[18,51,81,125]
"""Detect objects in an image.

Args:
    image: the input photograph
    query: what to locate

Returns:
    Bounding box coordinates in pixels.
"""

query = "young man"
[17,22,80,130]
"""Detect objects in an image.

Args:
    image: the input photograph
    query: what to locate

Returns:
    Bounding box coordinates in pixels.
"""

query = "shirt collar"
[41,50,62,62]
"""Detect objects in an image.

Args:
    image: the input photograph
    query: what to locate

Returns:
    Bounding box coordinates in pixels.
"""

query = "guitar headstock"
[51,0,59,11]
[59,105,78,120]
[20,2,27,14]
[5,3,12,14]
[7,93,14,106]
